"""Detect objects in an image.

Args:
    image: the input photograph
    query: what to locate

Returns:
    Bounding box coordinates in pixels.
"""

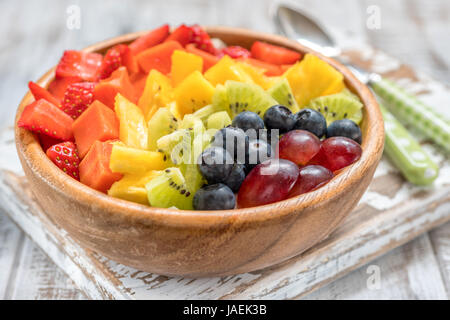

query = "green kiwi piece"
[211,84,231,115]
[307,93,363,125]
[225,81,278,118]
[156,129,191,165]
[193,104,227,124]
[341,87,361,102]
[145,168,194,210]
[207,111,232,130]
[147,107,178,151]
[267,78,299,113]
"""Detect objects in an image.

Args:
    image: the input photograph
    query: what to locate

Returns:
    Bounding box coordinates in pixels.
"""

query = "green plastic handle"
[371,78,450,154]
[380,104,439,185]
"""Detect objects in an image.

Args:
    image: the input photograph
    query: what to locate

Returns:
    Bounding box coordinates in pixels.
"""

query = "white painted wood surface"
[0,0,448,299]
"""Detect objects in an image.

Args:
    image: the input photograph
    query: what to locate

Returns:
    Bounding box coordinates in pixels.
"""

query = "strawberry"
[99,44,138,80]
[129,24,170,56]
[165,24,193,46]
[250,41,301,65]
[46,142,80,180]
[18,99,74,141]
[62,82,95,119]
[55,50,102,81]
[28,81,61,107]
[221,46,251,59]
[190,24,217,54]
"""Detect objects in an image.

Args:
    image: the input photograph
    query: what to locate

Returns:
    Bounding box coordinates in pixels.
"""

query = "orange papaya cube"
[72,100,119,158]
[237,58,283,76]
[136,40,183,74]
[79,141,123,193]
[185,44,219,71]
[93,67,137,109]
[130,71,147,99]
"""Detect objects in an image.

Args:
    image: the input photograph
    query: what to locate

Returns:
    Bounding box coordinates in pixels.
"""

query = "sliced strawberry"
[38,134,62,152]
[46,141,80,180]
[221,46,251,59]
[99,44,138,80]
[190,24,217,54]
[28,81,61,107]
[165,24,193,46]
[251,41,301,65]
[62,82,95,119]
[55,50,102,81]
[48,76,81,102]
[18,99,74,141]
[129,24,170,56]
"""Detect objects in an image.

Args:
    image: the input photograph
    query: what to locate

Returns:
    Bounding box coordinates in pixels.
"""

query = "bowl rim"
[15,26,384,228]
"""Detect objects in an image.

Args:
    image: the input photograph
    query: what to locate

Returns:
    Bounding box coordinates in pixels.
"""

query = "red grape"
[310,137,362,172]
[289,165,334,197]
[277,130,321,165]
[237,159,299,208]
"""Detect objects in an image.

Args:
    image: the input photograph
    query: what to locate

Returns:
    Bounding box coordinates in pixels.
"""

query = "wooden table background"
[0,0,449,299]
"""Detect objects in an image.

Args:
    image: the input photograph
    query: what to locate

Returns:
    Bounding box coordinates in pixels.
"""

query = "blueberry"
[263,105,295,133]
[211,127,248,163]
[193,183,236,210]
[246,139,273,172]
[293,108,327,138]
[232,111,265,137]
[326,119,362,144]
[223,163,246,192]
[197,147,234,184]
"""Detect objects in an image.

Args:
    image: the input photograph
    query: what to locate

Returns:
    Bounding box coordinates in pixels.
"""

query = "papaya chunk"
[79,141,122,193]
[136,40,183,74]
[72,100,119,158]
[94,67,136,109]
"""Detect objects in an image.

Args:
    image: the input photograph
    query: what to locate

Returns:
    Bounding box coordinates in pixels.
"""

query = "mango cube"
[115,94,148,149]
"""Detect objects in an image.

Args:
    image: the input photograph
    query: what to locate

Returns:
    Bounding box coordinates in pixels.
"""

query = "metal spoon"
[273,3,443,184]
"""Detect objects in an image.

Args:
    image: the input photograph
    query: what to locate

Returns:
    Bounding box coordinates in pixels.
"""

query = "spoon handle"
[371,78,450,154]
[380,104,439,185]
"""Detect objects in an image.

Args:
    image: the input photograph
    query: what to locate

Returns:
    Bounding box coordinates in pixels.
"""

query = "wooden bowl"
[15,26,384,277]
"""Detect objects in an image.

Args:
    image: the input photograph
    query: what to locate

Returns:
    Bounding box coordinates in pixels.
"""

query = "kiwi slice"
[147,107,178,151]
[207,111,232,130]
[211,84,231,115]
[192,104,224,124]
[341,87,361,102]
[307,93,363,125]
[225,80,278,118]
[267,78,299,113]
[156,129,191,165]
[145,168,194,210]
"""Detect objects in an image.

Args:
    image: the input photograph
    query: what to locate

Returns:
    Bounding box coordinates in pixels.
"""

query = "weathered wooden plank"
[5,237,86,300]
[303,233,449,300]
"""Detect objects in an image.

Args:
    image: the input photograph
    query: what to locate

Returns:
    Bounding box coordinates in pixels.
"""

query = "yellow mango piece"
[204,55,254,86]
[171,50,203,87]
[108,171,159,205]
[236,61,275,90]
[175,71,215,117]
[115,94,148,149]
[138,69,174,121]
[109,144,168,175]
[283,53,344,107]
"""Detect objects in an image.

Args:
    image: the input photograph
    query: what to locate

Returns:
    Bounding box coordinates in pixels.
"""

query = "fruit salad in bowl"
[15,25,383,276]
[17,24,365,211]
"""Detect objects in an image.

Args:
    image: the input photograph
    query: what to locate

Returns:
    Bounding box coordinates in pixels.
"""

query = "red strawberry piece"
[251,41,301,65]
[190,24,217,54]
[221,46,251,59]
[46,142,80,180]
[62,82,95,119]
[18,99,74,141]
[38,134,62,152]
[28,81,61,107]
[129,24,170,56]
[55,50,102,81]
[99,44,138,80]
[48,76,81,102]
[165,24,193,46]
